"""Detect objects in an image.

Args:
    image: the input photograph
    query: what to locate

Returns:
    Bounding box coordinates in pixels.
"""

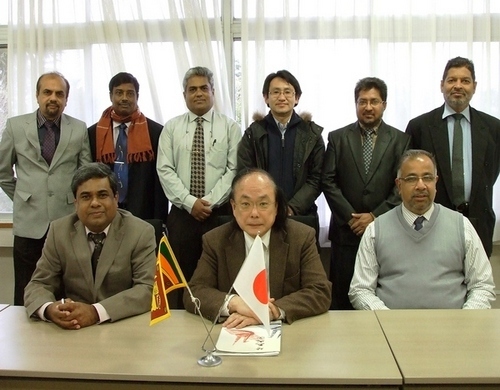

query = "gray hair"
[182,66,215,91]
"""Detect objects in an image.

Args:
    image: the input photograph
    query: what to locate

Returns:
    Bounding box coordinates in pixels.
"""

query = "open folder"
[214,321,282,356]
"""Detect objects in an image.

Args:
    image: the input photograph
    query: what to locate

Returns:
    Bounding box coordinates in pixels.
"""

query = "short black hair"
[230,168,288,230]
[262,70,302,107]
[109,72,140,94]
[442,56,476,82]
[71,162,118,197]
[354,77,388,102]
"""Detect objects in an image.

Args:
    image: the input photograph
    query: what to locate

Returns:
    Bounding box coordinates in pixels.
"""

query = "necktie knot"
[364,128,375,137]
[414,216,425,231]
[89,232,106,245]
[119,122,127,132]
[196,117,204,126]
[45,120,54,129]
[452,113,464,121]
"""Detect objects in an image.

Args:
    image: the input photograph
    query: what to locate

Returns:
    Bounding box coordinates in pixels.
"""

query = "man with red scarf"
[88,72,168,226]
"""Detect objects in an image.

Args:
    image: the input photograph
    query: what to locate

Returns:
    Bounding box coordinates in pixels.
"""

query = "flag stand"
[188,293,223,367]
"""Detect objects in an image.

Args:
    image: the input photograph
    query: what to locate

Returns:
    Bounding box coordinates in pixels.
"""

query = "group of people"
[0,55,498,330]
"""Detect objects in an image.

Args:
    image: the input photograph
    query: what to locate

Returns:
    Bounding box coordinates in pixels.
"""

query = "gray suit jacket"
[183,219,332,324]
[0,111,92,238]
[322,121,411,245]
[406,105,500,257]
[24,210,156,322]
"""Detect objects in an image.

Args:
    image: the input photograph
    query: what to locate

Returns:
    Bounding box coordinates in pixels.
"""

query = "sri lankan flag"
[150,235,187,325]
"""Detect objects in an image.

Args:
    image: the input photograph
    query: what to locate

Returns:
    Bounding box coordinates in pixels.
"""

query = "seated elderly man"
[349,149,495,310]
[183,168,331,327]
[24,162,156,329]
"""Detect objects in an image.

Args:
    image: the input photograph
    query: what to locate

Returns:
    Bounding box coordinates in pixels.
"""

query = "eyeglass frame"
[397,174,437,185]
[268,89,296,98]
[234,200,276,211]
[356,99,385,107]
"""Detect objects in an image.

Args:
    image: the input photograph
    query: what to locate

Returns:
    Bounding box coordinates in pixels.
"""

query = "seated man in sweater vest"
[349,149,495,309]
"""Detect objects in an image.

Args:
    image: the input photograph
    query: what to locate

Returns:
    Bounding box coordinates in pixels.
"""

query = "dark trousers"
[330,243,358,310]
[13,234,47,306]
[166,204,229,309]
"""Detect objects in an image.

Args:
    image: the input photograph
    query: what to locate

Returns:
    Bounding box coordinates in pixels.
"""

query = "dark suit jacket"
[183,219,331,324]
[322,121,411,246]
[88,118,168,223]
[406,105,500,256]
[24,210,156,322]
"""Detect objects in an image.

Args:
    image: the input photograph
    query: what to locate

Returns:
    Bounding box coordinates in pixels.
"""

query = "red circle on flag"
[253,270,268,304]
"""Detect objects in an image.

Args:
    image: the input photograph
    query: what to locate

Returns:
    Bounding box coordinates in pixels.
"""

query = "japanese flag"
[232,235,271,335]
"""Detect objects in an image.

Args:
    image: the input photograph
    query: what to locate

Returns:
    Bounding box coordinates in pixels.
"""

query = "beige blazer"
[24,210,156,322]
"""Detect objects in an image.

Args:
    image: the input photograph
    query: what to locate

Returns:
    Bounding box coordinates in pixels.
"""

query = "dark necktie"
[42,121,56,164]
[190,117,205,198]
[114,123,128,204]
[362,128,375,175]
[89,232,106,278]
[414,216,425,231]
[451,113,465,206]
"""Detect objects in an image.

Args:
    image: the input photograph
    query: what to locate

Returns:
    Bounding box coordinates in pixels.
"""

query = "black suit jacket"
[322,121,410,246]
[88,118,168,223]
[406,105,500,256]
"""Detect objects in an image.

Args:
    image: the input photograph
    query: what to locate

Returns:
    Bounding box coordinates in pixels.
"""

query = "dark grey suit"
[322,121,410,309]
[24,210,156,322]
[406,104,500,257]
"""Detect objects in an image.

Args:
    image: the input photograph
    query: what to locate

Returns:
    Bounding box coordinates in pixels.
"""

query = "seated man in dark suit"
[24,162,156,330]
[183,168,331,328]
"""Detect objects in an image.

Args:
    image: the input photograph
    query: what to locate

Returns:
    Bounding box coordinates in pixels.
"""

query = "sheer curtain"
[7,0,233,126]
[237,0,500,243]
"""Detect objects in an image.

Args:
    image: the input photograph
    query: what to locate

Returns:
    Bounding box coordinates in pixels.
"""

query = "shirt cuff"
[37,302,52,321]
[93,303,110,324]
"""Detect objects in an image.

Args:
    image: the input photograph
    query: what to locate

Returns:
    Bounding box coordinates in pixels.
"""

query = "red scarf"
[95,107,154,164]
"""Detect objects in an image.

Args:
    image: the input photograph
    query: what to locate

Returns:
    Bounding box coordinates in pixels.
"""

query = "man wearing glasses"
[349,149,495,310]
[322,77,410,310]
[184,168,331,326]
[237,70,324,222]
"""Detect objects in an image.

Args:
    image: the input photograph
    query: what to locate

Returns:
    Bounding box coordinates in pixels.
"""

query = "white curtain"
[238,0,500,243]
[7,0,233,125]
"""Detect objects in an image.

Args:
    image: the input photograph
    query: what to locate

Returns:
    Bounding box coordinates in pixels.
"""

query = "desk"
[0,303,8,312]
[0,307,401,389]
[376,309,500,388]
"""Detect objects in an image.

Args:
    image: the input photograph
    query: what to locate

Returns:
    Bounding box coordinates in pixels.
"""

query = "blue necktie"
[414,216,425,231]
[114,123,128,204]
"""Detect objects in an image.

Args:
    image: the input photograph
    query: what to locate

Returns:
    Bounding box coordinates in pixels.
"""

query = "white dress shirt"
[156,109,241,214]
[349,204,496,310]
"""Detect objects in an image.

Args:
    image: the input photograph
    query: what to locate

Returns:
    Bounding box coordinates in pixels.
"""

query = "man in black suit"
[406,57,500,257]
[322,77,410,310]
[88,72,168,224]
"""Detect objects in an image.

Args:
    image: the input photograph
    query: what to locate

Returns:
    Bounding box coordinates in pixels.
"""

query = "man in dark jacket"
[88,72,168,225]
[237,70,324,221]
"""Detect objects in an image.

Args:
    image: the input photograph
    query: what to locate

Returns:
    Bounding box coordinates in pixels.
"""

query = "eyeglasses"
[356,99,384,107]
[236,201,275,211]
[398,175,436,185]
[269,89,295,98]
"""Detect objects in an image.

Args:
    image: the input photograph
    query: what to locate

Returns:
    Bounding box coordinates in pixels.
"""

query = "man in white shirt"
[157,66,241,307]
[349,149,495,310]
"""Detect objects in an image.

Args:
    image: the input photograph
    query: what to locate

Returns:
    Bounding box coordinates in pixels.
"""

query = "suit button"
[362,190,369,195]
[48,192,54,197]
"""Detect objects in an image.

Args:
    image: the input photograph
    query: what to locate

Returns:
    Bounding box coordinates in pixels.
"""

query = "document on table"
[215,321,282,356]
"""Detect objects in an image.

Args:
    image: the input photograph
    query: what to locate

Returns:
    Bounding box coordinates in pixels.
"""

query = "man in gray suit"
[0,71,91,305]
[322,77,410,310]
[24,163,156,329]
